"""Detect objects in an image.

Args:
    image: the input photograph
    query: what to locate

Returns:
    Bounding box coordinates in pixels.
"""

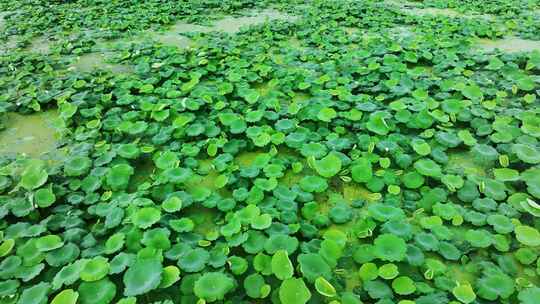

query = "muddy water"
[389,25,414,38]
[70,53,132,73]
[405,7,462,17]
[477,37,540,52]
[0,36,17,54]
[28,36,51,54]
[153,8,296,44]
[0,111,59,158]
[0,12,7,31]
[212,9,297,33]
[153,32,194,48]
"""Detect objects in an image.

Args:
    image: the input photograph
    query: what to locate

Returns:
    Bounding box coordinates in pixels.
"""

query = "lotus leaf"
[64,156,92,177]
[392,276,416,295]
[351,157,372,183]
[315,276,336,297]
[299,175,328,193]
[80,256,109,282]
[271,250,293,280]
[367,111,392,135]
[452,283,476,304]
[298,253,332,283]
[36,235,63,252]
[21,161,48,190]
[374,234,407,262]
[518,287,540,304]
[105,233,125,254]
[317,107,337,122]
[515,225,540,247]
[162,196,182,213]
[244,273,270,299]
[123,258,163,296]
[132,207,161,229]
[17,282,50,304]
[513,144,540,164]
[228,256,248,275]
[106,164,134,191]
[193,272,235,302]
[51,289,79,304]
[3,1,540,302]
[279,278,311,304]
[160,265,181,288]
[378,263,399,280]
[0,239,15,258]
[414,159,442,177]
[477,271,514,300]
[178,248,210,272]
[78,278,116,304]
[314,153,342,178]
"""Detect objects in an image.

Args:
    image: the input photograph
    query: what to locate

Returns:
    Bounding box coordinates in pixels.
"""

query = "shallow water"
[212,9,297,33]
[404,7,462,17]
[0,36,17,54]
[384,0,421,8]
[70,53,131,73]
[0,12,7,31]
[153,32,194,48]
[136,8,296,48]
[0,111,59,158]
[0,11,14,32]
[28,36,51,54]
[389,25,414,38]
[477,37,540,52]
[168,22,212,34]
[447,151,487,176]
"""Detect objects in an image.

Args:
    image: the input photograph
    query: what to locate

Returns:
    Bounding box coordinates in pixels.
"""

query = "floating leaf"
[315,277,336,297]
[51,289,79,304]
[279,278,311,304]
[194,272,235,302]
[78,279,116,304]
[271,250,294,280]
[123,258,163,296]
[314,153,342,178]
[21,160,48,190]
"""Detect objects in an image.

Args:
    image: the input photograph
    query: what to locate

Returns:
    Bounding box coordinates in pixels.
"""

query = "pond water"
[147,8,297,47]
[70,53,132,73]
[0,111,59,158]
[0,12,6,31]
[404,7,462,17]
[389,25,415,38]
[152,32,194,48]
[0,36,17,54]
[477,37,540,52]
[28,36,51,54]
[212,9,297,33]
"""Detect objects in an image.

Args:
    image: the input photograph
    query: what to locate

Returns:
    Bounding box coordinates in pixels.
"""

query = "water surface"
[70,53,132,73]
[477,37,540,52]
[28,36,51,54]
[404,7,462,17]
[212,9,297,33]
[0,111,59,158]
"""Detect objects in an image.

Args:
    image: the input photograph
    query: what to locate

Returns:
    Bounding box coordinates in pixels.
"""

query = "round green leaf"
[279,278,311,304]
[123,258,163,296]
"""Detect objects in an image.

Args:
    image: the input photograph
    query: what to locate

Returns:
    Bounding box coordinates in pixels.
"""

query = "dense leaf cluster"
[1,1,540,304]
